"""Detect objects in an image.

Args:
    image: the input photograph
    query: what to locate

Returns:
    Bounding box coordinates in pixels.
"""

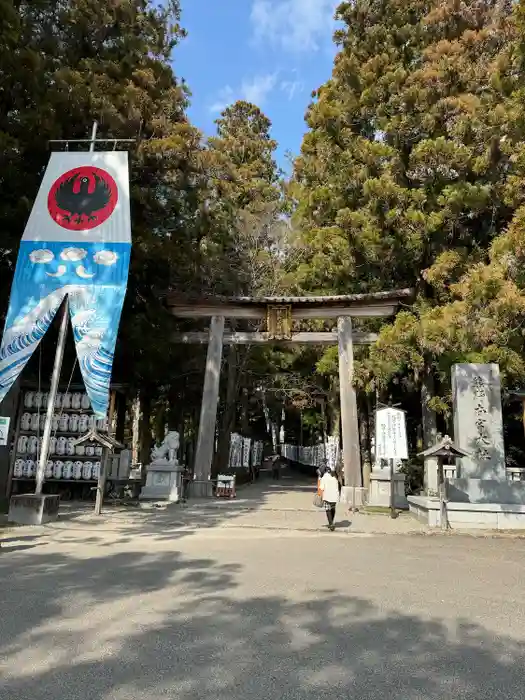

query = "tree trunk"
[138,391,153,469]
[421,370,439,495]
[320,400,327,450]
[240,386,249,435]
[190,405,199,472]
[215,346,238,475]
[167,383,182,430]
[131,394,140,465]
[153,402,165,445]
[366,393,374,468]
[328,378,340,439]
[114,391,127,445]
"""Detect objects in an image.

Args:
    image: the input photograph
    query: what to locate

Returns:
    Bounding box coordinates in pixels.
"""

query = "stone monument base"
[140,464,183,503]
[446,478,525,504]
[368,471,408,509]
[408,495,525,529]
[8,494,60,525]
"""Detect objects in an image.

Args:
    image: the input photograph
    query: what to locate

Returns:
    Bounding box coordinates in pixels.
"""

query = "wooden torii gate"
[167,289,412,496]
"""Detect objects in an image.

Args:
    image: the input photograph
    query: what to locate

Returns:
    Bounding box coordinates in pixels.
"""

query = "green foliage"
[288,0,524,416]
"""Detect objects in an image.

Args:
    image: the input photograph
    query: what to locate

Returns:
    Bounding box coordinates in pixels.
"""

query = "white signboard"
[375,407,408,461]
[0,416,10,446]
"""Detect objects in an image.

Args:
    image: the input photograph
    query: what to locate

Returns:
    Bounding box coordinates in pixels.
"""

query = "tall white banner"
[0,151,131,417]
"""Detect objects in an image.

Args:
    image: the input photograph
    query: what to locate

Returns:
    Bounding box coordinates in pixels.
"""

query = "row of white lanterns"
[14,459,101,480]
[281,436,340,470]
[17,435,103,457]
[20,412,107,433]
[24,391,92,410]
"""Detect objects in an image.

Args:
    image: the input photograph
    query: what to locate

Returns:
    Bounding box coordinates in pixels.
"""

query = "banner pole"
[35,299,69,494]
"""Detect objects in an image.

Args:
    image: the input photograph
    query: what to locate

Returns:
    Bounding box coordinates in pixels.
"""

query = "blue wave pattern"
[69,284,127,418]
[81,347,114,414]
[0,308,58,361]
[0,291,65,397]
[0,240,130,417]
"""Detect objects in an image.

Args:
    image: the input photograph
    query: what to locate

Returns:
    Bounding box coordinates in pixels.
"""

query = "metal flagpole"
[35,122,98,495]
[35,302,69,494]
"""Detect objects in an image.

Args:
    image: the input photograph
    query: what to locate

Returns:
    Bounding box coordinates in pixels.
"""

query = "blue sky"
[174,0,339,171]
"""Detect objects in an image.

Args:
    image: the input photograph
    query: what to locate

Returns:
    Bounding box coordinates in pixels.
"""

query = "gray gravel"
[1,520,525,699]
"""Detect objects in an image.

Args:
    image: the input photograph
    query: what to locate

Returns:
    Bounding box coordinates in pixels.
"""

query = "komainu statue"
[150,431,180,465]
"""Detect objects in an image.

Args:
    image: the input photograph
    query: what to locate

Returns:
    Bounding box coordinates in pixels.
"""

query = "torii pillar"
[193,315,225,496]
[338,316,361,488]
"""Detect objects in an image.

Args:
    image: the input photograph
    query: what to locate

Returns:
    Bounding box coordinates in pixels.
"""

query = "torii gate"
[167,289,412,496]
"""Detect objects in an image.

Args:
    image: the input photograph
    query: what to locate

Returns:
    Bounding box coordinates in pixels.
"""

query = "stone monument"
[140,431,183,502]
[451,364,505,479]
[408,363,525,528]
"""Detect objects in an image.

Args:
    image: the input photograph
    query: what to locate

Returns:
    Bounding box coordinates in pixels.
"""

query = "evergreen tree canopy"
[290,0,520,403]
[208,100,286,296]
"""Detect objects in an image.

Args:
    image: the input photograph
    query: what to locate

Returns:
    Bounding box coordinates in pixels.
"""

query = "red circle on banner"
[47,166,118,231]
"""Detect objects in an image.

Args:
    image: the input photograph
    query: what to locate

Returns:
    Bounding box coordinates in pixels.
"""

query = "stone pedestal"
[368,470,408,509]
[140,463,183,502]
[8,494,60,525]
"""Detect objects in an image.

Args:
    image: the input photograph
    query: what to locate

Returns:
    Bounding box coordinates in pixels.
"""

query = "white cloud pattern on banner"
[61,247,87,261]
[46,265,67,278]
[76,266,96,279]
[29,249,54,264]
[93,250,118,266]
[29,247,119,281]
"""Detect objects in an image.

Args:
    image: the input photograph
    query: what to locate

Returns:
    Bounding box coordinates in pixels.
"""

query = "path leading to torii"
[1,467,426,540]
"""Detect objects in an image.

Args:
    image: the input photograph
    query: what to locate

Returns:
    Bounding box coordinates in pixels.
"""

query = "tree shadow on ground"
[0,547,241,653]
[1,542,525,699]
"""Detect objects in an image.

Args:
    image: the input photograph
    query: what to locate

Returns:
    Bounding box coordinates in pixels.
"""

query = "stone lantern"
[418,435,469,530]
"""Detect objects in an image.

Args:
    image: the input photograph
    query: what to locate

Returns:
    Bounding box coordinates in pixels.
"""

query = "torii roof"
[167,288,413,308]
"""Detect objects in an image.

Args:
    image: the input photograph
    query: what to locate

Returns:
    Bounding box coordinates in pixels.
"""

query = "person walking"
[319,465,339,531]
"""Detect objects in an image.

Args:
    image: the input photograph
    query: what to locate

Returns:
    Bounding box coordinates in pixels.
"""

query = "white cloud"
[251,0,338,53]
[209,69,306,114]
[209,86,235,114]
[240,73,278,105]
[209,73,278,113]
[280,78,304,100]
